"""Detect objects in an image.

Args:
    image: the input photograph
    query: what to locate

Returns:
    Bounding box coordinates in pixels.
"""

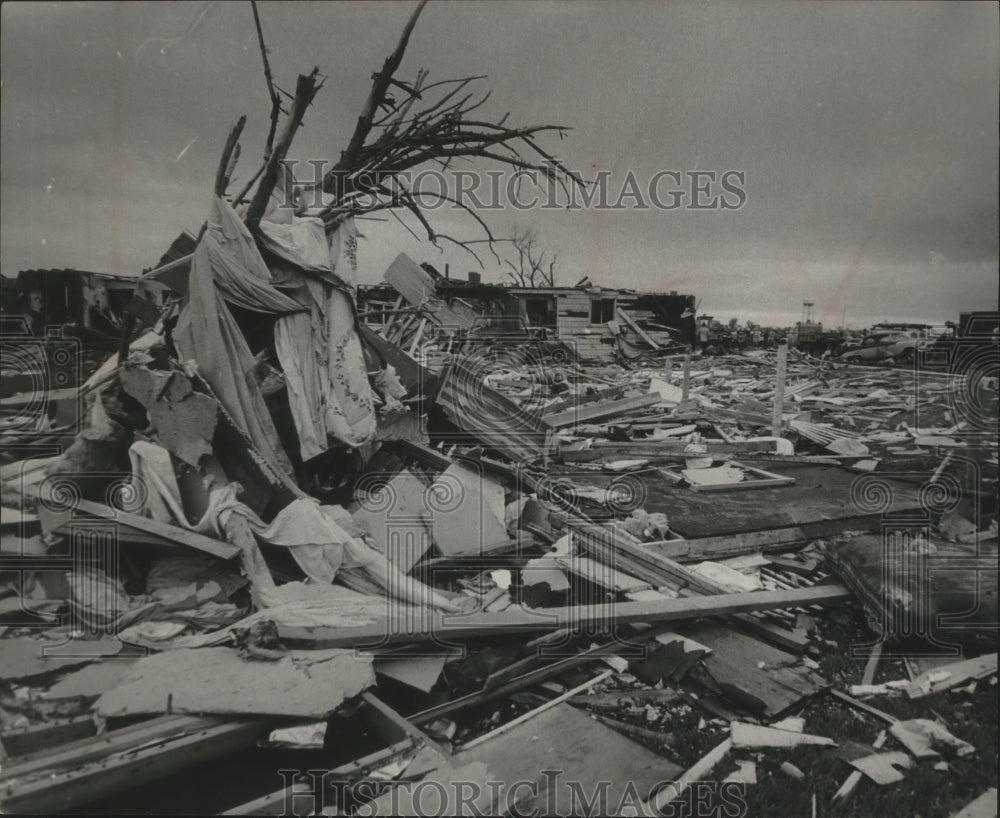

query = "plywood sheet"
[96,647,373,718]
[455,702,681,816]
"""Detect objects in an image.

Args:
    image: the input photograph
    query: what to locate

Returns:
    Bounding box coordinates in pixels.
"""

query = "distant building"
[0,269,169,339]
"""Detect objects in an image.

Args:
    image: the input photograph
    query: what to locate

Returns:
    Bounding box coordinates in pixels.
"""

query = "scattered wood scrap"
[730,721,837,748]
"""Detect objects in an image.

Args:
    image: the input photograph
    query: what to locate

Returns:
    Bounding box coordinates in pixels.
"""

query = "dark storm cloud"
[1,1,996,325]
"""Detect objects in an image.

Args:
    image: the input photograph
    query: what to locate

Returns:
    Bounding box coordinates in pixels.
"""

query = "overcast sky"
[2,1,997,327]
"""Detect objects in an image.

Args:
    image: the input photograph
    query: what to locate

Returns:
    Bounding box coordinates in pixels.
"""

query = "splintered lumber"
[828,689,899,725]
[590,439,776,454]
[459,669,614,751]
[905,653,997,699]
[39,497,240,561]
[278,585,850,649]
[553,554,652,593]
[455,702,682,816]
[436,356,552,461]
[730,721,837,748]
[571,689,683,712]
[571,520,814,652]
[861,641,884,686]
[542,393,662,429]
[638,737,732,815]
[0,714,283,814]
[358,323,441,397]
[647,526,810,562]
[617,308,661,350]
[592,714,676,748]
[383,253,475,331]
[407,625,681,726]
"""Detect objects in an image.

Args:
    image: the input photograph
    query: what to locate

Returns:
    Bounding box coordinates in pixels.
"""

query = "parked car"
[839,331,924,364]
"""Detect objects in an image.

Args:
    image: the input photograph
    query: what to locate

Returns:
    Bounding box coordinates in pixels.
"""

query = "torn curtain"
[174,196,303,482]
[260,194,375,459]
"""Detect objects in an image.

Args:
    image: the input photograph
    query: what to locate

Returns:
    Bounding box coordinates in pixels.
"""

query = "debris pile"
[3,252,996,812]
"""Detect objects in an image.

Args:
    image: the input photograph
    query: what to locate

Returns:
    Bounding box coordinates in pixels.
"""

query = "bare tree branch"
[214,115,246,196]
[310,1,583,262]
[335,0,428,174]
[245,69,322,230]
[251,0,283,157]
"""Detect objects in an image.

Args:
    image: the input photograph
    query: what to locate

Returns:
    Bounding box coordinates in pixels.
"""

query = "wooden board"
[543,393,662,429]
[95,648,374,718]
[617,308,660,350]
[280,585,851,649]
[352,468,433,571]
[649,527,811,562]
[428,463,508,557]
[0,715,279,815]
[683,623,829,717]
[0,638,125,681]
[358,323,441,398]
[554,554,653,593]
[41,497,240,561]
[383,254,475,331]
[564,465,924,538]
[0,716,96,759]
[455,702,682,815]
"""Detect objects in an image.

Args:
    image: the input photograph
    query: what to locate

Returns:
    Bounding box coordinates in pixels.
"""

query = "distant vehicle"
[839,331,924,364]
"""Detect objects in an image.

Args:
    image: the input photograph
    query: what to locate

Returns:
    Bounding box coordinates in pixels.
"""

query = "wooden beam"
[456,669,614,751]
[408,624,680,725]
[617,308,660,350]
[646,526,810,562]
[42,497,240,561]
[0,715,281,814]
[360,692,450,757]
[279,585,850,649]
[771,340,788,437]
[543,393,662,429]
[590,439,775,453]
[0,716,96,759]
[570,519,813,651]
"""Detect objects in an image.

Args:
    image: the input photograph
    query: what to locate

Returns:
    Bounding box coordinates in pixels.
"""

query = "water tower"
[802,300,815,326]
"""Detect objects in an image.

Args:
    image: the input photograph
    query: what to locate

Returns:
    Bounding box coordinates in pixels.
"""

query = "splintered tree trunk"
[244,69,321,230]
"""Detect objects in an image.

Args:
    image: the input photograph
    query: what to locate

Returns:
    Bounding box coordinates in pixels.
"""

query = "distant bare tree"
[503,226,557,287]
